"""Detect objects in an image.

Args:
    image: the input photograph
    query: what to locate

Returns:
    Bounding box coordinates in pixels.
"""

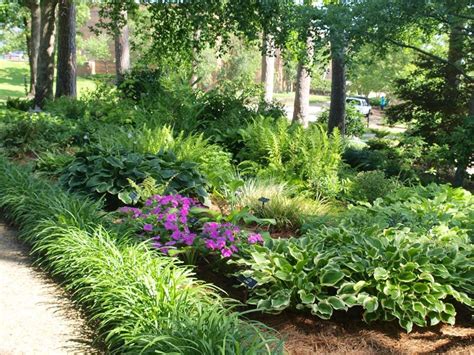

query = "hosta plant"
[60,147,208,208]
[233,184,473,332]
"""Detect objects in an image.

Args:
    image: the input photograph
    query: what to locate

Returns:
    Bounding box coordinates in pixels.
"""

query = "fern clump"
[239,117,343,197]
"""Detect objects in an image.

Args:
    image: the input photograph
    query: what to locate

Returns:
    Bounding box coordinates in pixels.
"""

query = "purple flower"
[205,240,217,250]
[248,233,263,244]
[143,224,154,232]
[221,248,233,258]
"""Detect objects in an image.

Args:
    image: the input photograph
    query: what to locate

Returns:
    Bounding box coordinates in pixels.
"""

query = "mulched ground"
[258,310,473,354]
[198,264,473,354]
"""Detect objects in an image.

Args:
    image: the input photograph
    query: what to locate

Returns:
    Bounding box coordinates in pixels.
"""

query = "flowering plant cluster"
[120,194,200,255]
[119,194,264,261]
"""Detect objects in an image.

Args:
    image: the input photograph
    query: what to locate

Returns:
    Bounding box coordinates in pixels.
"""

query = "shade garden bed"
[0,102,472,353]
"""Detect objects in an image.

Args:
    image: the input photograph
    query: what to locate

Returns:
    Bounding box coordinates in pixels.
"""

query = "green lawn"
[273,92,330,106]
[0,59,96,102]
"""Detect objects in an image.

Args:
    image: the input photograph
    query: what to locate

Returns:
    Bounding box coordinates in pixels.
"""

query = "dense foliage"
[0,157,283,353]
[60,147,208,208]
[234,184,473,332]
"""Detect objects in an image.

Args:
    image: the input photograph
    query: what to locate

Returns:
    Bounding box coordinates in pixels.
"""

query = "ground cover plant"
[0,156,283,354]
[232,184,473,332]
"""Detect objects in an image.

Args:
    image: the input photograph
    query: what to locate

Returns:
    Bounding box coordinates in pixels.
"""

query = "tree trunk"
[447,0,467,187]
[55,0,76,98]
[261,34,275,102]
[190,29,201,88]
[292,36,313,126]
[114,12,130,86]
[444,0,465,114]
[26,1,40,97]
[34,0,57,108]
[275,48,284,93]
[328,41,346,135]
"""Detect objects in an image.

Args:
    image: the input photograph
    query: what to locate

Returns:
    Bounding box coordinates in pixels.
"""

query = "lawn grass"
[273,92,330,106]
[0,59,96,102]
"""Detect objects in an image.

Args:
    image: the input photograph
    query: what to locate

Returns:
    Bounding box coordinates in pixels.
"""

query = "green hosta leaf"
[399,318,413,333]
[256,299,272,310]
[298,290,315,304]
[413,283,430,294]
[418,272,435,283]
[412,302,427,316]
[271,290,291,311]
[428,312,441,326]
[320,268,345,286]
[398,271,417,283]
[311,301,333,320]
[440,312,456,325]
[251,252,269,265]
[118,191,133,204]
[327,296,347,310]
[402,262,418,272]
[340,294,358,306]
[354,280,367,292]
[273,256,293,273]
[338,282,356,295]
[374,267,389,280]
[444,303,456,316]
[287,245,304,261]
[95,182,110,193]
[363,310,380,323]
[274,270,291,281]
[362,296,379,313]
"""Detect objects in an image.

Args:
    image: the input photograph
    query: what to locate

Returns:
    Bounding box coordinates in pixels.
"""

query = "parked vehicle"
[346,96,371,117]
[5,51,25,61]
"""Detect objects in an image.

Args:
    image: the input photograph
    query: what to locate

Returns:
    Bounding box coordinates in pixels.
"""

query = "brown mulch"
[258,311,473,354]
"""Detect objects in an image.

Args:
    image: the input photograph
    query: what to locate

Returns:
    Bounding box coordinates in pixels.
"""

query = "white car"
[346,96,371,117]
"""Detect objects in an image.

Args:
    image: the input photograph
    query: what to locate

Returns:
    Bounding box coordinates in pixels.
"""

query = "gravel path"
[0,221,98,354]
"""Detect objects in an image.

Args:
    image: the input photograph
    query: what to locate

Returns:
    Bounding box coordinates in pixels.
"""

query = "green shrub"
[60,147,209,208]
[347,170,401,203]
[34,151,75,178]
[318,105,366,137]
[0,157,283,353]
[5,97,33,111]
[0,110,76,156]
[233,184,473,332]
[94,125,235,192]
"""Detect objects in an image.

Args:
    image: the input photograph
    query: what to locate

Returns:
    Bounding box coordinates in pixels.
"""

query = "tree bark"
[114,11,130,86]
[190,29,201,88]
[34,0,57,108]
[328,41,346,135]
[261,34,275,102]
[28,1,40,97]
[275,48,284,93]
[292,36,313,126]
[55,0,76,98]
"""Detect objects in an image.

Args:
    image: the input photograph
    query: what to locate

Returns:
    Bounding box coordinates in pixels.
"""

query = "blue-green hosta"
[234,184,473,332]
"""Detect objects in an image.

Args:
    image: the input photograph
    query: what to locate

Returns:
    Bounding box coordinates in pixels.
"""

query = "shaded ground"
[0,221,99,354]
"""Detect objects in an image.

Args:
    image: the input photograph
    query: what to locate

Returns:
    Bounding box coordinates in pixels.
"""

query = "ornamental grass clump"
[0,157,283,353]
[119,194,264,262]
